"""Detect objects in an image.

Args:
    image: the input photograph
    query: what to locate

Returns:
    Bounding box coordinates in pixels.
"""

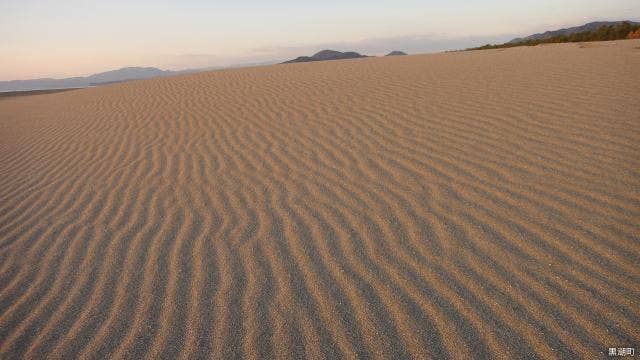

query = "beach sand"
[1,40,639,359]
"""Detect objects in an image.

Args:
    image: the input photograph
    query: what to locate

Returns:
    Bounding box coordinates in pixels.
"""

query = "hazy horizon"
[2,0,639,81]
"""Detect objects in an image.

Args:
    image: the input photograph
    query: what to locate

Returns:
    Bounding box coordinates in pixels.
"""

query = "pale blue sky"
[1,0,638,80]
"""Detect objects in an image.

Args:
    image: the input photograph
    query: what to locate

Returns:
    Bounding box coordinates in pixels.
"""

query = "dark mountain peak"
[386,51,408,56]
[282,50,368,64]
[311,50,345,60]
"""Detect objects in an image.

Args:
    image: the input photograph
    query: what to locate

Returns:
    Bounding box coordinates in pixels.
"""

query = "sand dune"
[1,40,639,359]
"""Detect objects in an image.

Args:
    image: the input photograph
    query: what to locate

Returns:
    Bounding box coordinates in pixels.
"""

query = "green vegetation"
[469,22,640,51]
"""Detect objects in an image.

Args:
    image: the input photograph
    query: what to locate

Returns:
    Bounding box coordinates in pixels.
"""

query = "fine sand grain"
[1,40,639,359]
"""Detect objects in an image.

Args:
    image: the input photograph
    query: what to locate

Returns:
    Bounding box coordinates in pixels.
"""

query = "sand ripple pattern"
[1,40,639,359]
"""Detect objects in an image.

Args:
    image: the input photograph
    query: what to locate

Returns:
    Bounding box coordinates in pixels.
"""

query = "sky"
[1,0,639,80]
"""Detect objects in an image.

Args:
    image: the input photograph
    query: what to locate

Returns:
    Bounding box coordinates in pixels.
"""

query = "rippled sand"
[1,40,639,359]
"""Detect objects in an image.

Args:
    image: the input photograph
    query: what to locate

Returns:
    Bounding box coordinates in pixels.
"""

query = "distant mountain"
[84,67,175,85]
[386,51,408,56]
[509,21,640,44]
[469,21,640,51]
[282,50,368,64]
[0,66,196,92]
[0,77,86,92]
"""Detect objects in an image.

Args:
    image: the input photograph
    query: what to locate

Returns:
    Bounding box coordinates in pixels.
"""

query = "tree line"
[469,22,640,51]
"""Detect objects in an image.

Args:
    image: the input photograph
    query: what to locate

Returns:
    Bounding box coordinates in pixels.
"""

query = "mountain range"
[0,67,202,92]
[282,50,369,64]
[282,49,409,64]
[508,21,640,43]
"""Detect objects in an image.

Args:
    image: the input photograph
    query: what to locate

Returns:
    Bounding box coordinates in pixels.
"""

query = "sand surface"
[1,40,639,359]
